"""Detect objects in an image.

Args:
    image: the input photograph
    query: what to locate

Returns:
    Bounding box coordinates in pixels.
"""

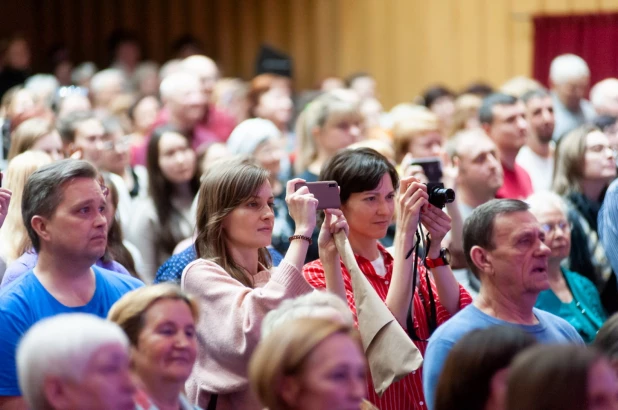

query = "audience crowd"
[1,32,618,410]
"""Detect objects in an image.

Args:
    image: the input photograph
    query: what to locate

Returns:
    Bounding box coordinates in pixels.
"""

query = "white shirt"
[516,145,554,192]
[370,252,387,277]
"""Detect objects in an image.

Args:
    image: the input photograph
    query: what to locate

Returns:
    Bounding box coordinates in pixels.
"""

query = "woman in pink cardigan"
[181,158,347,410]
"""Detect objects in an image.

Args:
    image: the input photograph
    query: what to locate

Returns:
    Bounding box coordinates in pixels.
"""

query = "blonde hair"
[249,318,364,410]
[107,283,199,346]
[348,139,396,164]
[553,124,598,195]
[446,94,482,138]
[392,107,440,163]
[0,151,52,264]
[500,76,542,98]
[194,157,272,288]
[261,291,355,337]
[294,91,362,175]
[8,118,56,160]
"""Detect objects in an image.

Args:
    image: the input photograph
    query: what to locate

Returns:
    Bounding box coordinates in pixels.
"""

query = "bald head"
[159,72,206,128]
[591,78,618,116]
[181,55,219,101]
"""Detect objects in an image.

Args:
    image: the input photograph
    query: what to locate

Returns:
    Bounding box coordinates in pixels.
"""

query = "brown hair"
[8,118,55,160]
[553,124,599,196]
[107,283,199,346]
[194,157,272,288]
[435,326,536,410]
[248,318,364,410]
[248,73,292,118]
[506,344,601,410]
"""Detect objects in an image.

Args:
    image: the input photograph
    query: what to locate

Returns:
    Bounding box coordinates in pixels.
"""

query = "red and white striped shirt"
[303,243,472,410]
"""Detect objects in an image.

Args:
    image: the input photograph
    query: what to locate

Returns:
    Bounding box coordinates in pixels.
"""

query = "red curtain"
[533,13,618,87]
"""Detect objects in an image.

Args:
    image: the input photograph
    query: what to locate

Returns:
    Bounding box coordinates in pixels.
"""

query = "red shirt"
[496,162,534,200]
[303,244,472,410]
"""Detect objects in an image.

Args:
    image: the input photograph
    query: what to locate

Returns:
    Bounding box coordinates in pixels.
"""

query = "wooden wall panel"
[5,0,618,109]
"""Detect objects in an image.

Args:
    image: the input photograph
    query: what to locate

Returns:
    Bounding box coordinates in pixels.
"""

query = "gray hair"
[90,68,126,96]
[71,61,98,85]
[590,78,618,112]
[159,71,200,101]
[550,54,590,85]
[463,199,530,277]
[261,291,354,338]
[24,74,59,108]
[22,159,99,252]
[17,313,129,410]
[526,191,568,218]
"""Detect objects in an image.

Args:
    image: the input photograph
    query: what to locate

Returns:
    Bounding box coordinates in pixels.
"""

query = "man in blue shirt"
[0,159,143,410]
[422,199,583,410]
[598,178,618,276]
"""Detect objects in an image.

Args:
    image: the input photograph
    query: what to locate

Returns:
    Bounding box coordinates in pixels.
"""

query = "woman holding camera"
[303,148,472,410]
[181,157,348,410]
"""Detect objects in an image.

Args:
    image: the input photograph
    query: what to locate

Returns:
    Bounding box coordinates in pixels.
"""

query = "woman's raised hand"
[420,204,452,253]
[286,179,319,236]
[396,176,428,240]
[318,209,349,257]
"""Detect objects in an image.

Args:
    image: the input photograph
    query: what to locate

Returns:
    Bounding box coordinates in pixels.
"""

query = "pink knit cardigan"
[181,258,313,410]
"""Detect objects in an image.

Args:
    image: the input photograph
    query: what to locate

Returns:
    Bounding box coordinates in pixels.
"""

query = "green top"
[535,267,607,344]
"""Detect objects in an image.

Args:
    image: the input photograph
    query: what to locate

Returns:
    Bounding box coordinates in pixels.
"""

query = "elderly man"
[0,160,142,410]
[89,68,126,115]
[550,54,596,140]
[516,88,556,192]
[480,93,533,200]
[590,78,618,117]
[181,55,236,142]
[422,199,583,410]
[16,313,135,410]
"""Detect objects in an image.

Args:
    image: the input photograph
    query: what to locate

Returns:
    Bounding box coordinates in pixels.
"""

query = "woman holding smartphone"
[304,148,472,410]
[181,157,347,410]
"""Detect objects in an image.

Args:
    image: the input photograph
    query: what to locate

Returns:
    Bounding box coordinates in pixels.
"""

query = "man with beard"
[516,89,556,192]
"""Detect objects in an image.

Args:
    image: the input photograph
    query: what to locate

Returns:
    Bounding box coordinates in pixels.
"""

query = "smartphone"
[409,157,443,183]
[294,181,341,210]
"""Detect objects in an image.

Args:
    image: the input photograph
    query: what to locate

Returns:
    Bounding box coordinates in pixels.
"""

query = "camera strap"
[405,223,438,342]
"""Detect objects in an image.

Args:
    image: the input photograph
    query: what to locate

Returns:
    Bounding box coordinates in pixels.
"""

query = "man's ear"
[470,245,494,277]
[278,375,301,408]
[30,215,51,243]
[481,123,492,137]
[43,377,70,410]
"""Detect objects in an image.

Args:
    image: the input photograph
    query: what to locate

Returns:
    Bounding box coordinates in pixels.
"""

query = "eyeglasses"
[540,220,571,236]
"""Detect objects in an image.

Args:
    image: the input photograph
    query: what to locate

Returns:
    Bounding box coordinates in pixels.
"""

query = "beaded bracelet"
[289,234,313,245]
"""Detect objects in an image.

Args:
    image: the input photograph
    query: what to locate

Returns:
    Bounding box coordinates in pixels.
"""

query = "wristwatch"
[425,248,451,268]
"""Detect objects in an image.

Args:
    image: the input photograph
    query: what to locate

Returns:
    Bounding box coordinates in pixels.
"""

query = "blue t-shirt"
[0,266,143,396]
[422,304,584,410]
[154,245,284,285]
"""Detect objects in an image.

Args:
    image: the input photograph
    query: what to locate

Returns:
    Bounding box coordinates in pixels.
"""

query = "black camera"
[427,182,455,208]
